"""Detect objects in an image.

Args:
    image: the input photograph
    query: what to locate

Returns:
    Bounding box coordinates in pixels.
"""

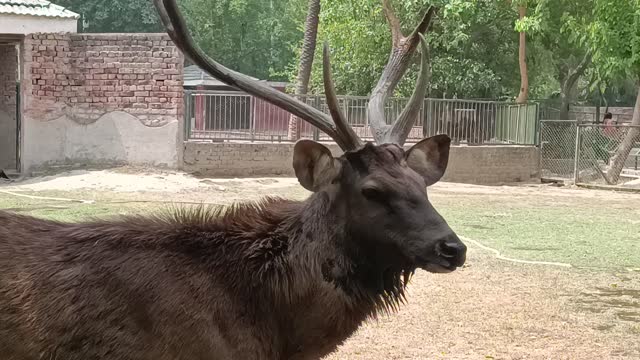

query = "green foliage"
[181,0,306,80]
[58,0,306,81]
[60,0,639,101]
[522,0,593,99]
[296,0,520,98]
[581,0,640,81]
[56,0,163,33]
[429,0,519,98]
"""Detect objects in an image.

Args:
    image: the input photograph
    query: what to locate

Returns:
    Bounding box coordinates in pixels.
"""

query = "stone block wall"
[183,143,540,185]
[442,146,540,184]
[20,33,184,171]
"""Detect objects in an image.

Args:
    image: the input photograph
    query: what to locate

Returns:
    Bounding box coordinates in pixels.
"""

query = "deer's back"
[0,211,278,360]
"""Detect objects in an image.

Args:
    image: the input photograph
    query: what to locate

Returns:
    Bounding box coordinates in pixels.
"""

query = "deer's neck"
[284,192,412,316]
[283,192,399,312]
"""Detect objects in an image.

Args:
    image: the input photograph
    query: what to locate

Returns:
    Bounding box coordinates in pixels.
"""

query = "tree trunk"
[559,91,571,121]
[287,0,321,141]
[515,5,528,104]
[559,52,592,120]
[604,84,640,184]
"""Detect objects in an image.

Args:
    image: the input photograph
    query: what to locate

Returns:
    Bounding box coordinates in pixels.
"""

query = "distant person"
[603,112,616,137]
[599,112,618,164]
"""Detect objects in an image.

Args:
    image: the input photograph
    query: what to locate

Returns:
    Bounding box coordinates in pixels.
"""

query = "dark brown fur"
[0,141,465,360]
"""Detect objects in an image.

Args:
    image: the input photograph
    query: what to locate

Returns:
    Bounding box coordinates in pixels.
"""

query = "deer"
[0,0,467,359]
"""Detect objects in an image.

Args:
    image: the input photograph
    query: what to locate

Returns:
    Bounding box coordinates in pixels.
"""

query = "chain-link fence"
[539,120,577,180]
[575,124,640,187]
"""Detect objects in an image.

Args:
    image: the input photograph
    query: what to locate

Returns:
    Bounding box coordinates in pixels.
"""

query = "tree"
[513,1,529,103]
[529,0,594,118]
[293,0,519,99]
[287,0,322,140]
[429,0,519,99]
[181,0,304,80]
[56,0,163,33]
[581,0,640,183]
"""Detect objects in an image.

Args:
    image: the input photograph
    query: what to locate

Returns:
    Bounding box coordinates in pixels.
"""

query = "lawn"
[1,170,639,359]
[2,176,638,270]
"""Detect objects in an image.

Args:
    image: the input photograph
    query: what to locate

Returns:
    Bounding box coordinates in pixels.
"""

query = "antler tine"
[322,43,363,151]
[367,4,437,145]
[153,0,354,150]
[388,34,431,146]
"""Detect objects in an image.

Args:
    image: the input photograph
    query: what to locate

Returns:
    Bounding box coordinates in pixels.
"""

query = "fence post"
[573,123,582,184]
[423,99,430,138]
[537,120,544,178]
[313,95,320,141]
[534,102,540,146]
[183,91,191,140]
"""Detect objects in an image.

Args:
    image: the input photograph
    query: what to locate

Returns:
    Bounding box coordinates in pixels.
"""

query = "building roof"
[0,0,79,19]
[183,64,289,89]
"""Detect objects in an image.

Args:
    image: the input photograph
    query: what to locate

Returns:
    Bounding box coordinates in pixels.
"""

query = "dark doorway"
[0,41,19,171]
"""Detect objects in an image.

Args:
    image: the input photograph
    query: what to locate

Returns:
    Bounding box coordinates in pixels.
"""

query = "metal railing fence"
[184,90,539,145]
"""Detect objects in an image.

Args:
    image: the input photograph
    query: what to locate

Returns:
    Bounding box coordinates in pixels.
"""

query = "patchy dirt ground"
[1,167,639,359]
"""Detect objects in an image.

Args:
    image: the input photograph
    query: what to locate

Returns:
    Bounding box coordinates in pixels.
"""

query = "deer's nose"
[435,235,467,267]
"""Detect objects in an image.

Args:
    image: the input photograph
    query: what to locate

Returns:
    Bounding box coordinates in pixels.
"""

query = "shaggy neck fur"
[142,190,413,318]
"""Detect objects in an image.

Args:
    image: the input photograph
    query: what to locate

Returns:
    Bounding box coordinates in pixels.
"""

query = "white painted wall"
[22,111,179,172]
[0,14,77,34]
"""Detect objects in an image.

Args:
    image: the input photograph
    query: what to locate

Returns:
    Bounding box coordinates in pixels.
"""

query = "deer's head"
[293,136,465,273]
[154,0,466,273]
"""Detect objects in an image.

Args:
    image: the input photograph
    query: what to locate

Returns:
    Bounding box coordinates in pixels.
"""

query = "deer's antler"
[153,0,362,151]
[322,43,363,150]
[367,2,438,145]
[388,34,431,144]
[155,0,436,150]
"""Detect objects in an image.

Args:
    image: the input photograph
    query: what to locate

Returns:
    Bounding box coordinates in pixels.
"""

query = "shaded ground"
[1,167,639,359]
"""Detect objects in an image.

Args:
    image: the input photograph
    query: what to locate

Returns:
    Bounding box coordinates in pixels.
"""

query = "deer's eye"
[362,187,387,202]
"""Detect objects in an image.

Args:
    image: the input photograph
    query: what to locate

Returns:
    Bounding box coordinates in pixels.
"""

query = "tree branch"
[565,50,592,89]
[407,6,437,47]
[382,0,403,46]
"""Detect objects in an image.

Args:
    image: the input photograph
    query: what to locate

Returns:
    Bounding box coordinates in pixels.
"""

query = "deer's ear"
[293,140,341,192]
[405,135,451,187]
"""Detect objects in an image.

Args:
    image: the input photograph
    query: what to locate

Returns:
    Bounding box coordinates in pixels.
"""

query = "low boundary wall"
[183,142,540,185]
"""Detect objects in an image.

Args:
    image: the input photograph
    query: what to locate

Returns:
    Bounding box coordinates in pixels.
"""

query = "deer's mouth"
[417,236,467,273]
[421,262,458,273]
[416,257,460,274]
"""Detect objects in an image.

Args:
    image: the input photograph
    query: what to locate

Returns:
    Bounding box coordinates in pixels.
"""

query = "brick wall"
[183,143,540,185]
[19,33,184,172]
[23,33,182,126]
[570,106,635,124]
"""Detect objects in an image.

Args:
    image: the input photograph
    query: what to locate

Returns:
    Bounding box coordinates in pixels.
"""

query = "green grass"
[433,195,640,270]
[1,190,639,271]
[0,193,159,222]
